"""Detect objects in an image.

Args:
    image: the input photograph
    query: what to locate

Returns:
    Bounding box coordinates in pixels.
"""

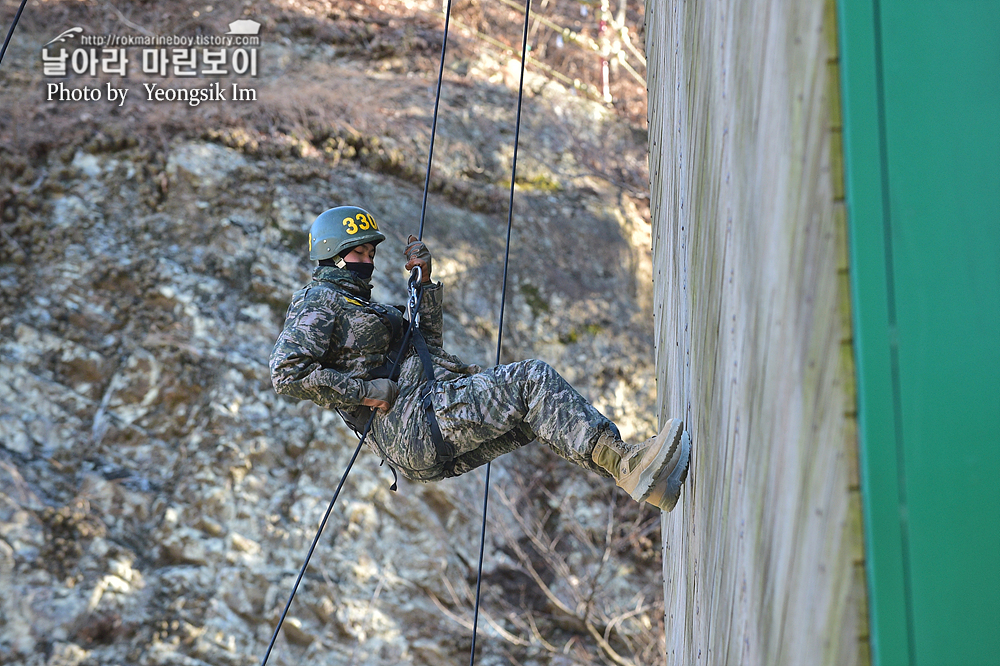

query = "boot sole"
[643,429,691,512]
[622,418,684,502]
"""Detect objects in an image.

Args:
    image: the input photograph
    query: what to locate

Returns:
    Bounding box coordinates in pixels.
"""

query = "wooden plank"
[645,0,869,663]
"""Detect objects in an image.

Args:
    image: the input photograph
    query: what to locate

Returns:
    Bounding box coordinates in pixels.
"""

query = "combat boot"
[592,418,691,512]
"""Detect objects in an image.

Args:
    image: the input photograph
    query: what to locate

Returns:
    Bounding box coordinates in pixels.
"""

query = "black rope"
[417,0,456,241]
[257,427,368,666]
[0,0,29,68]
[468,0,533,663]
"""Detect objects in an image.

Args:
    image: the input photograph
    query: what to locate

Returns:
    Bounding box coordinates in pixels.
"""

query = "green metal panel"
[880,3,1000,664]
[839,1,1000,665]
[838,0,912,661]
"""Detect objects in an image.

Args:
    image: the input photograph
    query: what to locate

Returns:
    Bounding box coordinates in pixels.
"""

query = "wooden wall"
[645,0,869,663]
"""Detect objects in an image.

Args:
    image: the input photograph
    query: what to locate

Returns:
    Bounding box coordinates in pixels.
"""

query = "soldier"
[269,206,692,511]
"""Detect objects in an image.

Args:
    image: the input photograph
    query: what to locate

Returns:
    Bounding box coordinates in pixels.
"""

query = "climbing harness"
[408,326,458,467]
[335,266,456,474]
[362,265,458,471]
[0,0,29,68]
[260,0,534,659]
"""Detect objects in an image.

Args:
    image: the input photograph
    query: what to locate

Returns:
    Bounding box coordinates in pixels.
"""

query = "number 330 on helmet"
[308,205,387,261]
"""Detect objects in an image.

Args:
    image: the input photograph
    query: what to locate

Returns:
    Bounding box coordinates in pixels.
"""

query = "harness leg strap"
[421,383,454,463]
[410,327,455,464]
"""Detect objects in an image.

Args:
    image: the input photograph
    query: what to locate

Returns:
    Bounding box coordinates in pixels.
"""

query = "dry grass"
[425,453,666,666]
[0,0,647,153]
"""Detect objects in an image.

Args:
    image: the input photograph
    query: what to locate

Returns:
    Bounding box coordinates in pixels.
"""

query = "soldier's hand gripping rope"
[404,235,432,283]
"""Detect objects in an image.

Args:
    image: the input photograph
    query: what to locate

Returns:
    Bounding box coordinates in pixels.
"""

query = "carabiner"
[406,265,422,325]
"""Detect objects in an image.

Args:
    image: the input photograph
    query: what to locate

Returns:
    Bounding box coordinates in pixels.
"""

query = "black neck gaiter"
[344,262,375,280]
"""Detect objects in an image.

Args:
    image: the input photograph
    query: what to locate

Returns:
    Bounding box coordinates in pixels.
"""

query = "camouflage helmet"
[308,205,386,261]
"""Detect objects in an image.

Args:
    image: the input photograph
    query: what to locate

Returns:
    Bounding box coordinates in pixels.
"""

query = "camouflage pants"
[371,359,618,482]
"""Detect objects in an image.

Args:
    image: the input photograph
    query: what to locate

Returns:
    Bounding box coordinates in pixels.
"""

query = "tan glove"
[404,235,432,283]
[359,378,399,413]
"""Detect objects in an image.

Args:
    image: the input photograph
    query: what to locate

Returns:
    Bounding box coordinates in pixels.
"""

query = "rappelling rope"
[467,0,533,663]
[417,0,456,241]
[257,425,367,666]
[0,0,29,68]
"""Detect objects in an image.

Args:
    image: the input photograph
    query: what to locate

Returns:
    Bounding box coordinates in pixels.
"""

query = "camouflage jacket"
[269,266,478,425]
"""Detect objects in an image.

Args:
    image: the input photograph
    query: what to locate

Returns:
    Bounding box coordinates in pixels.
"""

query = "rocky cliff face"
[0,1,662,664]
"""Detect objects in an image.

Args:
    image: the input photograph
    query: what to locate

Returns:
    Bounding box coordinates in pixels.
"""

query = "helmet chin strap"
[317,255,364,268]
